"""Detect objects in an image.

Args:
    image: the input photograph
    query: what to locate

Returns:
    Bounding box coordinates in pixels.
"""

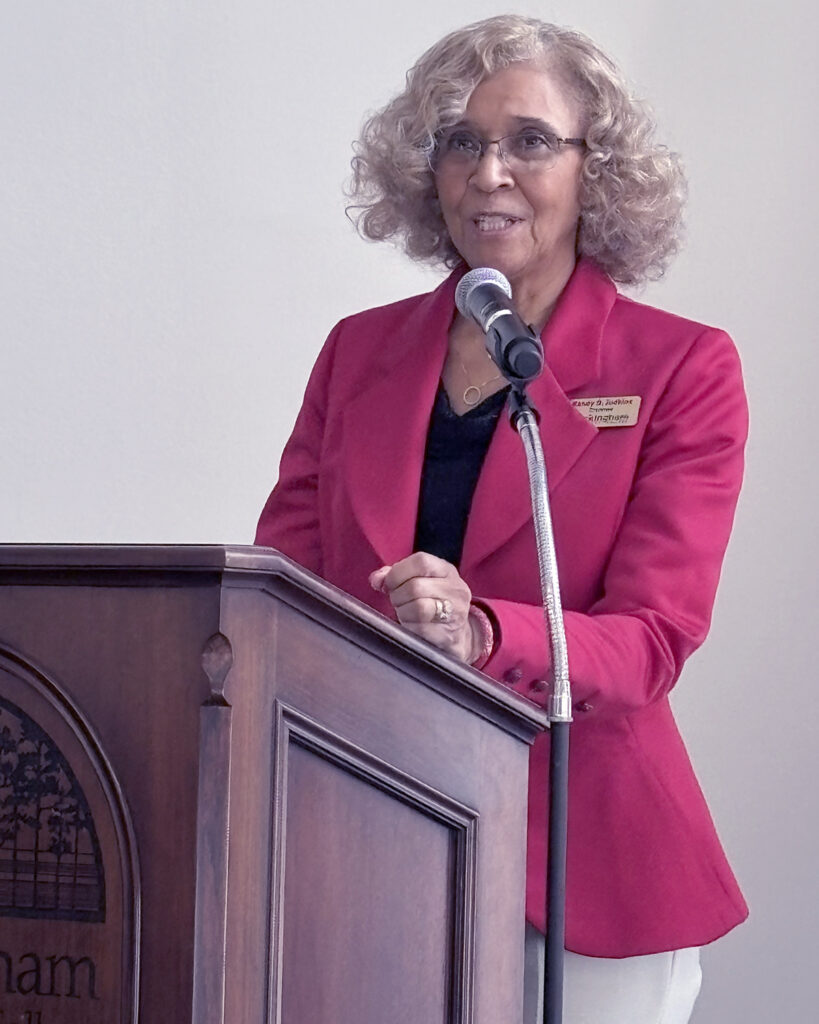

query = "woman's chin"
[461,248,524,280]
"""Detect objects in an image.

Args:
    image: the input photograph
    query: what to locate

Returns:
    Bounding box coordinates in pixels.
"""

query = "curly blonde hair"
[348,15,686,286]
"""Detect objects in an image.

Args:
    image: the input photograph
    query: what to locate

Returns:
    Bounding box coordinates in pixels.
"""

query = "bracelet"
[468,604,495,669]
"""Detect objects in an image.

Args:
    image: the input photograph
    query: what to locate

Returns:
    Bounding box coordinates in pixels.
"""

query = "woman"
[256,15,748,1023]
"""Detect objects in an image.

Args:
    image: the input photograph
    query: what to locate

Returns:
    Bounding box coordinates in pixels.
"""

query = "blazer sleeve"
[254,321,343,574]
[479,327,749,716]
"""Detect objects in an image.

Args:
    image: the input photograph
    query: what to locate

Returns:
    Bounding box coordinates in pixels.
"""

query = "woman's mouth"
[472,214,522,232]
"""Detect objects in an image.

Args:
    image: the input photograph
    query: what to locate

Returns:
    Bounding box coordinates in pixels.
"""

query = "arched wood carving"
[0,648,139,1023]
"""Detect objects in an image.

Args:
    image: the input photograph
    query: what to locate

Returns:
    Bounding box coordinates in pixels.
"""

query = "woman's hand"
[369,552,480,664]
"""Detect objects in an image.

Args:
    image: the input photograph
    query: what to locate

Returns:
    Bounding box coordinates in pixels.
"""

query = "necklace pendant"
[463,385,482,406]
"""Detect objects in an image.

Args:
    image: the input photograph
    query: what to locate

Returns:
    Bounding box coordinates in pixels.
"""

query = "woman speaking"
[256,15,748,1023]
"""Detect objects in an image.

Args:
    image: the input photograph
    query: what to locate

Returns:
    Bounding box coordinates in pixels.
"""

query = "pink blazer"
[256,259,749,957]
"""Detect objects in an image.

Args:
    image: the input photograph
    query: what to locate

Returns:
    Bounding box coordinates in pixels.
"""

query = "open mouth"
[473,214,522,232]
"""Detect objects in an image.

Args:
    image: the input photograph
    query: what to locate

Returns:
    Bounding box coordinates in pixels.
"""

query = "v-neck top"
[414,384,510,567]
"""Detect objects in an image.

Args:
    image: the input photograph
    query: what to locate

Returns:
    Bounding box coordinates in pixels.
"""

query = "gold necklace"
[459,351,503,407]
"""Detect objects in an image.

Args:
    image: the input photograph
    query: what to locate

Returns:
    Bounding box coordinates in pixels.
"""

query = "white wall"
[2,2,816,1020]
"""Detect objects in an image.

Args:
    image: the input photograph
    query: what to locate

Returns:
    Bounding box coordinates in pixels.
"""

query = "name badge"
[571,395,641,427]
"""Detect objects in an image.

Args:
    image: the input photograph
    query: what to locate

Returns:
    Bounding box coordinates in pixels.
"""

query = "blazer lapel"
[339,259,617,574]
[340,273,461,567]
[461,260,618,577]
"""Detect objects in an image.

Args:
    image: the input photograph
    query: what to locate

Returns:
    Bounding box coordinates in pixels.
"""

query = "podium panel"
[275,706,478,1024]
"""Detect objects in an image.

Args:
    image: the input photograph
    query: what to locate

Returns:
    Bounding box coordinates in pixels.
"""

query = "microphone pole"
[507,387,572,1024]
[456,268,572,1024]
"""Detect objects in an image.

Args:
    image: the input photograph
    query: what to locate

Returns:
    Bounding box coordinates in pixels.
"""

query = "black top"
[414,384,509,567]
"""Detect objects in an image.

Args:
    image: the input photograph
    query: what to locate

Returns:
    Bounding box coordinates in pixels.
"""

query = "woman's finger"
[393,595,455,624]
[387,572,462,607]
[368,564,392,592]
[378,552,452,594]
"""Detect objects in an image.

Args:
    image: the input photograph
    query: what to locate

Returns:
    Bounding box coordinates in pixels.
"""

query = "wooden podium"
[0,546,547,1024]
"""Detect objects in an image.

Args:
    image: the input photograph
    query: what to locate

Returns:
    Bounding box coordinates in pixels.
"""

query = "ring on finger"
[432,597,453,623]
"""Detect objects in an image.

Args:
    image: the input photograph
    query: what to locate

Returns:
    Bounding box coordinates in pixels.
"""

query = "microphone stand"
[507,386,572,1024]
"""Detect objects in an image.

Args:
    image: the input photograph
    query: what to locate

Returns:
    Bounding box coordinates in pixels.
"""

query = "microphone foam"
[455,267,512,317]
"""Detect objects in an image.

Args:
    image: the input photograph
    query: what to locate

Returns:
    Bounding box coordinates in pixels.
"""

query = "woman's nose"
[469,144,515,190]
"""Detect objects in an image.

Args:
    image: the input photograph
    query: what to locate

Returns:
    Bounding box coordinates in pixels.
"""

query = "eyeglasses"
[432,127,586,174]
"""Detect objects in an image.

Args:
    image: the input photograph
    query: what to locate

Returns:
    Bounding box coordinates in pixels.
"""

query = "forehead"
[462,64,579,131]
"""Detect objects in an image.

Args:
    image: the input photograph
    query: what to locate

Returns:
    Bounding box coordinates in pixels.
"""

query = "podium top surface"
[0,544,549,739]
[0,543,268,570]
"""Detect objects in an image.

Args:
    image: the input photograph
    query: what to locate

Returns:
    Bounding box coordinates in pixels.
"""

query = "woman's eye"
[516,131,552,150]
[446,131,481,154]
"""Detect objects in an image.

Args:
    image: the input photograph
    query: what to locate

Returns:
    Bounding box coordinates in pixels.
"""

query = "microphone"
[455,268,543,384]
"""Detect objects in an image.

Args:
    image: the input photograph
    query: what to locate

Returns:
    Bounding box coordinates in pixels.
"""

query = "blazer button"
[502,667,523,684]
[575,701,593,713]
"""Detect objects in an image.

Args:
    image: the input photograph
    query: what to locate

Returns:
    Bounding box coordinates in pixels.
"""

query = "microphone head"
[455,267,512,318]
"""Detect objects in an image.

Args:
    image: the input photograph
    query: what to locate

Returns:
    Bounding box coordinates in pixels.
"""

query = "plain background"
[1,2,816,1020]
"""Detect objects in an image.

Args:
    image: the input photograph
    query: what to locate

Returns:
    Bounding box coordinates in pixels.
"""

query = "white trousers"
[523,923,702,1024]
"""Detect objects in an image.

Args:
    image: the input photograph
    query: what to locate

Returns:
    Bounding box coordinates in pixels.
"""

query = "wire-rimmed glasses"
[431,127,586,174]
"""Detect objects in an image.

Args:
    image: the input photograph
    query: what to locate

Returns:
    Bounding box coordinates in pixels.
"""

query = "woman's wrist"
[468,603,495,668]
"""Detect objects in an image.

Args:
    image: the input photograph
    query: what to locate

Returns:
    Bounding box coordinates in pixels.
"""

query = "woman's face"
[434,64,585,309]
